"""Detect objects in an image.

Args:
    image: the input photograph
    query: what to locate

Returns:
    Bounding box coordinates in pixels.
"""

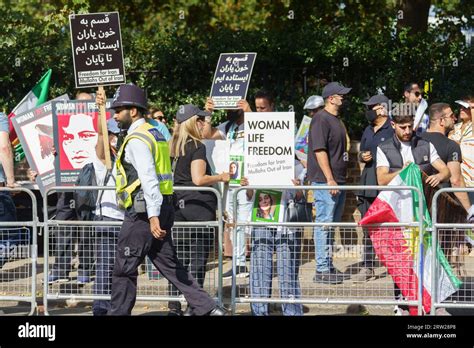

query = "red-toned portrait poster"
[53,100,113,185]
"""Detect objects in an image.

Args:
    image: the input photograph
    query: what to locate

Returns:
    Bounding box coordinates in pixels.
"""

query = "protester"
[109,83,225,315]
[403,82,429,135]
[167,104,230,316]
[48,92,95,284]
[203,98,254,279]
[149,108,166,123]
[449,97,474,203]
[308,82,351,284]
[0,111,18,269]
[146,108,171,141]
[355,94,394,282]
[249,164,304,316]
[303,95,324,118]
[376,110,450,315]
[88,91,125,315]
[421,103,471,212]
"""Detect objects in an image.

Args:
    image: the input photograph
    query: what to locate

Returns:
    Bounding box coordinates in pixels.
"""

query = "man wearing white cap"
[449,97,474,203]
[303,95,324,118]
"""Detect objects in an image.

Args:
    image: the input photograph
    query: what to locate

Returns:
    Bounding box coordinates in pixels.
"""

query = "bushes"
[1,0,472,138]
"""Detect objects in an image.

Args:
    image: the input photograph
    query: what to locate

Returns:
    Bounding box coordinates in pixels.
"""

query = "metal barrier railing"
[431,187,474,314]
[0,187,38,315]
[42,186,223,315]
[3,183,469,316]
[230,185,425,315]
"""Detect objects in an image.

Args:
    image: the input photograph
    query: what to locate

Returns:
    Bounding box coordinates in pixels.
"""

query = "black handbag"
[285,198,313,223]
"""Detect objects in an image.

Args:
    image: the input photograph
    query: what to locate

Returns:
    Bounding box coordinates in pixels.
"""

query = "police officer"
[105,84,225,315]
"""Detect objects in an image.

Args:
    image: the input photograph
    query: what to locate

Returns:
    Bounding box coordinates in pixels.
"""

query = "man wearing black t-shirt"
[421,103,471,212]
[307,82,351,284]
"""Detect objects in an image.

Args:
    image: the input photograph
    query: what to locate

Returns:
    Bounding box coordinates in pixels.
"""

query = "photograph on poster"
[251,189,283,223]
[229,155,243,184]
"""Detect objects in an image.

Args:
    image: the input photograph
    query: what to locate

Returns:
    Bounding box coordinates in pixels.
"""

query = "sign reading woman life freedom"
[69,12,126,88]
[244,112,295,185]
[210,52,256,109]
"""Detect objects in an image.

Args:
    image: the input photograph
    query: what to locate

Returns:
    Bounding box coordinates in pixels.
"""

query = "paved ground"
[1,240,473,316]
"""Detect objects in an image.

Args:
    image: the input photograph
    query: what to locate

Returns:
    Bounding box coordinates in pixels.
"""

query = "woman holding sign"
[167,104,230,316]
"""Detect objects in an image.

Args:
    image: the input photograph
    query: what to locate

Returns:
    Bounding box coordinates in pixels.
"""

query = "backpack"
[74,163,98,221]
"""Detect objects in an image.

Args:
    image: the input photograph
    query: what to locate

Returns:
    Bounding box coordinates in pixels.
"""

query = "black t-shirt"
[172,139,217,221]
[420,132,462,164]
[307,109,348,183]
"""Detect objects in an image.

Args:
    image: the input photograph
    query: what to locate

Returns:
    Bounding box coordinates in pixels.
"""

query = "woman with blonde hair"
[167,104,229,316]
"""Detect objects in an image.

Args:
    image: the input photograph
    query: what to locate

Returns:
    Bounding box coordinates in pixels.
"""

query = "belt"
[162,194,174,205]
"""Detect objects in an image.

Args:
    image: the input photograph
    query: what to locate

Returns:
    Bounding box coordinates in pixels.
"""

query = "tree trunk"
[397,0,432,34]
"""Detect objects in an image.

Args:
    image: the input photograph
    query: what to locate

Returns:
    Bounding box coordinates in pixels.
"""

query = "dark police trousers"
[110,203,216,315]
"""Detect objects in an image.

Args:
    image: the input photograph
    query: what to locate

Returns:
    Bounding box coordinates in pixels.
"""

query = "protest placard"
[69,12,126,88]
[11,102,55,194]
[244,112,295,185]
[251,189,285,223]
[295,115,312,162]
[202,139,230,175]
[52,99,114,186]
[210,52,256,109]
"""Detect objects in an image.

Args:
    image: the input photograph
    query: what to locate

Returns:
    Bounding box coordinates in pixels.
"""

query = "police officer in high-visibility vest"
[105,84,225,315]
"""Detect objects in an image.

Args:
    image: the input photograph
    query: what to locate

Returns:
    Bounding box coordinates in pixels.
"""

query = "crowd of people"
[0,79,473,316]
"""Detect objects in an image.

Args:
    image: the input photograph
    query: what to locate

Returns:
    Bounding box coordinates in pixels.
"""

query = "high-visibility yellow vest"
[116,122,173,210]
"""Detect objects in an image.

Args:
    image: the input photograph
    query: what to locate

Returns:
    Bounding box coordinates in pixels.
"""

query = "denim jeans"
[92,216,121,316]
[250,227,303,316]
[312,182,346,273]
[227,189,252,267]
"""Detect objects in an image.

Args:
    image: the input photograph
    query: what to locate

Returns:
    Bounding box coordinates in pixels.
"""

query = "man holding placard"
[204,99,253,278]
[308,82,352,285]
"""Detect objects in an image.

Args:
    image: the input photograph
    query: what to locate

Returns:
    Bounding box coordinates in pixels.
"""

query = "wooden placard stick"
[98,85,112,170]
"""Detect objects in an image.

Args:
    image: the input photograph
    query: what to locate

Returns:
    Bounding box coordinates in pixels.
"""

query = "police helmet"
[110,83,148,112]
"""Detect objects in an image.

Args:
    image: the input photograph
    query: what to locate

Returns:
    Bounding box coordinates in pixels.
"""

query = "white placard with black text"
[244,112,295,186]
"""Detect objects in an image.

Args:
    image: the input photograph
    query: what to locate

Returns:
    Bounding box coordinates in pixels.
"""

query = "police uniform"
[108,84,221,315]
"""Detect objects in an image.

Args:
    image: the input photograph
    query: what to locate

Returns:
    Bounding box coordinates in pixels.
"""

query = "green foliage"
[1,0,472,137]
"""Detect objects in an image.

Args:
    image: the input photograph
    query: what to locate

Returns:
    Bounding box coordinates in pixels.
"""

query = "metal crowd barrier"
[0,187,38,315]
[431,187,474,315]
[42,186,223,315]
[230,185,425,315]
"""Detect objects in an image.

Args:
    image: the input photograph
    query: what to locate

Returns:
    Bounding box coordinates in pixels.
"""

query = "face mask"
[365,110,377,123]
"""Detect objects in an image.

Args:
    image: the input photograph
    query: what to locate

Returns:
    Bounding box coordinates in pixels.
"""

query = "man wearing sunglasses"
[404,82,429,136]
[308,82,352,284]
[421,103,471,213]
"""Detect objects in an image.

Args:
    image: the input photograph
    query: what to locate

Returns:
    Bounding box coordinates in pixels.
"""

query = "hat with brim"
[362,94,389,107]
[303,95,324,110]
[176,104,211,124]
[455,100,470,109]
[322,82,352,99]
[107,118,121,134]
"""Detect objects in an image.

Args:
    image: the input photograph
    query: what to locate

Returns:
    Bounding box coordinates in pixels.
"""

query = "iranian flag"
[8,69,52,162]
[359,163,462,315]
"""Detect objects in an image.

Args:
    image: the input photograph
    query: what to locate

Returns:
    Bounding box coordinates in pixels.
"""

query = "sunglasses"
[411,91,423,97]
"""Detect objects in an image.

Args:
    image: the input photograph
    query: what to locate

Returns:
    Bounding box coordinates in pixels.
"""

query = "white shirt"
[218,121,250,205]
[124,118,163,218]
[93,156,124,221]
[376,141,440,168]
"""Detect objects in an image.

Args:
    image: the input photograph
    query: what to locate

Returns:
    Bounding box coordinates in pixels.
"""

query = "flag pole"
[98,86,112,170]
